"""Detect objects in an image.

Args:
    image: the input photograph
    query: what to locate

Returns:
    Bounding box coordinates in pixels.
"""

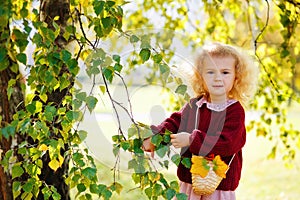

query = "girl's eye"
[207,71,214,74]
[223,71,229,74]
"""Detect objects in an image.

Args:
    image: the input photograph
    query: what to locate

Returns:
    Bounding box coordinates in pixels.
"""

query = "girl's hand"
[170,132,190,148]
[142,137,155,157]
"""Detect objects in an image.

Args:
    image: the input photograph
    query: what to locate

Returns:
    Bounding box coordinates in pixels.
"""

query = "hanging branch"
[253,0,281,94]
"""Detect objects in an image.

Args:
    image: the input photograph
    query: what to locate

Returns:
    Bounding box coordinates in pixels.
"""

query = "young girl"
[143,42,258,200]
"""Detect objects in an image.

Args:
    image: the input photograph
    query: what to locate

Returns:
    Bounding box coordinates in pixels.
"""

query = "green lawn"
[75,85,300,199]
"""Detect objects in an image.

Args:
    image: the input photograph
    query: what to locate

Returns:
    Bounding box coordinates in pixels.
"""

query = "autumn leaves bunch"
[190,155,228,178]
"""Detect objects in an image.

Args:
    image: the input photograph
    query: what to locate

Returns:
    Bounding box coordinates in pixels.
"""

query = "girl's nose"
[214,71,222,80]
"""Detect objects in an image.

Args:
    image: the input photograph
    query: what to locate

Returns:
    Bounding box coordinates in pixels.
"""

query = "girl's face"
[201,55,236,103]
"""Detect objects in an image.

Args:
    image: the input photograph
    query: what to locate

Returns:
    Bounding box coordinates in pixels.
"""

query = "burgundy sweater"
[151,97,246,191]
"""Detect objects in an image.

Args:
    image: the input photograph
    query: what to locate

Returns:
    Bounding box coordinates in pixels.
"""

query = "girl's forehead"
[203,55,236,67]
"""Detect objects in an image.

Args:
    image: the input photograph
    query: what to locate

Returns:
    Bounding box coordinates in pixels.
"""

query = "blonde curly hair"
[191,42,259,107]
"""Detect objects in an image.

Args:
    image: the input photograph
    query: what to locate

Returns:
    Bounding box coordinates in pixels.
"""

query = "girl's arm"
[189,103,246,156]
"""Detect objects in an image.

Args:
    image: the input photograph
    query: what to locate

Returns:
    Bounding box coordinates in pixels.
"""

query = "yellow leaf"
[26,93,35,103]
[53,16,60,21]
[39,94,48,103]
[39,144,48,151]
[190,156,209,178]
[49,159,60,171]
[58,154,64,167]
[213,155,228,178]
[35,101,43,113]
[99,85,106,94]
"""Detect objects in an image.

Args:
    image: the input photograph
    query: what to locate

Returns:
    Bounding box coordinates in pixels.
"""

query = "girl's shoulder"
[226,100,245,114]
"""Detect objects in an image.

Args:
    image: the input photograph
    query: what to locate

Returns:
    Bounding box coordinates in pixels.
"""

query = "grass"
[75,85,300,200]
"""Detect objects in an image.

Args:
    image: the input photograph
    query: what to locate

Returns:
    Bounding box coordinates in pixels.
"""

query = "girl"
[143,42,258,200]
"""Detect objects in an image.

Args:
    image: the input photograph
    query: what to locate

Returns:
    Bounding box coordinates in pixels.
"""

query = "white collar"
[196,97,237,112]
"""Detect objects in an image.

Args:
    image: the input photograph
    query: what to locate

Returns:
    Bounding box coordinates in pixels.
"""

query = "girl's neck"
[208,96,228,104]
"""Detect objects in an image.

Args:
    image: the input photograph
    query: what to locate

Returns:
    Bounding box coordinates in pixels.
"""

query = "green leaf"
[151,134,163,146]
[98,184,107,193]
[139,48,151,62]
[13,181,21,192]
[128,127,137,138]
[82,167,97,180]
[112,134,121,142]
[145,187,152,199]
[153,54,163,64]
[133,138,143,153]
[72,99,82,110]
[41,187,52,199]
[12,165,24,179]
[163,134,171,143]
[164,188,176,200]
[152,183,163,196]
[90,184,100,194]
[32,33,42,45]
[44,105,56,121]
[52,191,61,200]
[113,146,120,156]
[76,92,87,101]
[102,17,111,29]
[77,183,86,193]
[159,64,169,74]
[16,53,27,65]
[280,49,289,58]
[67,59,79,75]
[86,96,98,112]
[0,48,7,63]
[171,154,181,166]
[106,1,116,7]
[1,125,16,139]
[26,103,36,114]
[141,129,152,139]
[20,7,28,18]
[60,49,72,62]
[130,35,139,43]
[45,71,54,84]
[170,181,179,190]
[22,192,33,200]
[114,63,122,72]
[175,85,187,96]
[121,141,130,151]
[73,152,83,163]
[131,173,141,184]
[113,54,120,63]
[110,182,123,194]
[156,145,169,158]
[66,111,80,121]
[103,66,114,83]
[181,157,191,169]
[128,159,138,170]
[78,130,88,141]
[22,182,33,193]
[101,188,112,200]
[94,25,104,38]
[176,193,188,200]
[93,1,105,15]
[13,181,21,198]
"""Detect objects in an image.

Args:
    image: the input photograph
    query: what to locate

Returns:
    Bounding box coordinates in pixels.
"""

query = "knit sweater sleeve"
[189,102,246,156]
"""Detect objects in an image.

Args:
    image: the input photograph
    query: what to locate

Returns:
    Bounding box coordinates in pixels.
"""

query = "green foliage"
[112,124,190,199]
